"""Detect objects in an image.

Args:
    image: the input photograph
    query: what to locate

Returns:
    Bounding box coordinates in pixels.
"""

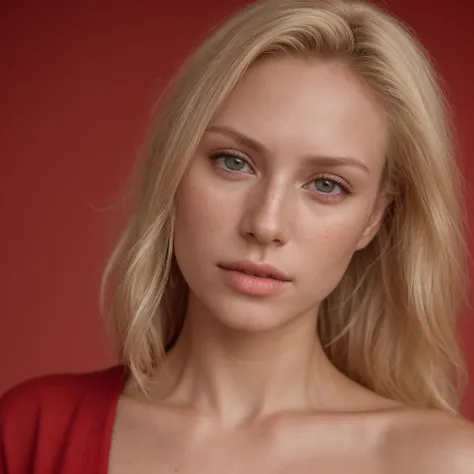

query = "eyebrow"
[205,124,370,175]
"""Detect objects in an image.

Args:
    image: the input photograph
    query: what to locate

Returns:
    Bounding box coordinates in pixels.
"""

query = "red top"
[0,365,126,474]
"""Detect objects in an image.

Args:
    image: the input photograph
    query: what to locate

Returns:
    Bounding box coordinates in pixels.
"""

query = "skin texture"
[108,57,474,473]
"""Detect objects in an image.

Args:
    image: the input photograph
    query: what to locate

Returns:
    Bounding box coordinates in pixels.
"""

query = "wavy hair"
[101,0,468,414]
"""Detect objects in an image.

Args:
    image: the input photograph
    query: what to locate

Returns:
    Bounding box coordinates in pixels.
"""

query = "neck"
[154,293,348,426]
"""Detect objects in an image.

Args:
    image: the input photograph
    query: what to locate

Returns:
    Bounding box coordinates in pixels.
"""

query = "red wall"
[1,1,473,418]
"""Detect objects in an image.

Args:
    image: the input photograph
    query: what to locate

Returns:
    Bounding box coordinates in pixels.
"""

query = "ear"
[355,195,390,251]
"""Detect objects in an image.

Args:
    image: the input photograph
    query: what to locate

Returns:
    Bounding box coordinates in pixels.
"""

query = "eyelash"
[210,150,253,174]
[209,150,354,199]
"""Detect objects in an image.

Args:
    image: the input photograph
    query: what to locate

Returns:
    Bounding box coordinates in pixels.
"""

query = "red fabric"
[0,366,125,474]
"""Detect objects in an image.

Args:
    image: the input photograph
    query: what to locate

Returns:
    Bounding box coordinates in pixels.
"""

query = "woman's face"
[173,56,388,332]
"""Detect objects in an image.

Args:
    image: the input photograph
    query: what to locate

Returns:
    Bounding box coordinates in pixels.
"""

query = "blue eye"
[211,152,253,173]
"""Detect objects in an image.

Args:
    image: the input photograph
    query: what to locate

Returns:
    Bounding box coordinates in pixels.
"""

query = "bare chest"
[107,404,384,474]
[108,435,379,474]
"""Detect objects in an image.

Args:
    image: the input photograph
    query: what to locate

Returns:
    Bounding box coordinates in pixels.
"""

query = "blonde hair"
[101,0,468,414]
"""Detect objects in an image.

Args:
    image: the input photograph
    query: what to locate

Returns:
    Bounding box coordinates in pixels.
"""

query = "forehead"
[211,56,388,172]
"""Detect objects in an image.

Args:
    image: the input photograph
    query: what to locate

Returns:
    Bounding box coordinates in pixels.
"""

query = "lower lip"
[218,267,289,296]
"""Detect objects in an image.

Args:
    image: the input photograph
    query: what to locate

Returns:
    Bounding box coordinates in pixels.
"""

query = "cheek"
[304,225,360,270]
[328,220,366,249]
[298,211,370,297]
[303,208,369,251]
[176,166,220,228]
[173,168,232,268]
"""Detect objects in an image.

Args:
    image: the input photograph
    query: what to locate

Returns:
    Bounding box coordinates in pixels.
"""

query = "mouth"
[217,260,292,282]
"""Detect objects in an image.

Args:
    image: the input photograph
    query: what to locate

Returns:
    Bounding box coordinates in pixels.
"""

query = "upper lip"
[218,260,292,282]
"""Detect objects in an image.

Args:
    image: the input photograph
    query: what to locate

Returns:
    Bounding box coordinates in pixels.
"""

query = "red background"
[1,1,473,419]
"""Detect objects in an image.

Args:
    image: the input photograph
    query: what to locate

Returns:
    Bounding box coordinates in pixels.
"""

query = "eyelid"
[309,174,353,193]
[209,149,255,171]
[304,175,354,202]
[210,148,249,160]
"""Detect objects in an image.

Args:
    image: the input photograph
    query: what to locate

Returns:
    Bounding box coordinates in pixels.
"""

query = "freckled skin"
[174,57,388,332]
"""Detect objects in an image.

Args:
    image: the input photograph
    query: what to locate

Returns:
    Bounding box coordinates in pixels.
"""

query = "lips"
[218,260,291,282]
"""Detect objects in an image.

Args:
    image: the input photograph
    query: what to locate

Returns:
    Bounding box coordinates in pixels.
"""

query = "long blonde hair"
[101,0,468,414]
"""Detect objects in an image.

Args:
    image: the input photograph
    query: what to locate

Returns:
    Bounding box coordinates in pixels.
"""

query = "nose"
[239,180,292,246]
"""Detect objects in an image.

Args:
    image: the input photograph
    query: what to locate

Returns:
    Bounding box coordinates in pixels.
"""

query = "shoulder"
[0,365,126,472]
[384,408,474,474]
[0,365,125,421]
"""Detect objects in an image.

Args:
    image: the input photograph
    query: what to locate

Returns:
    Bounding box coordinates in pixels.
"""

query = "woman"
[1,0,473,472]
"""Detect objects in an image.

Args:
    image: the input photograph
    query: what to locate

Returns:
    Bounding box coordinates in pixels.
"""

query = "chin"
[192,291,292,333]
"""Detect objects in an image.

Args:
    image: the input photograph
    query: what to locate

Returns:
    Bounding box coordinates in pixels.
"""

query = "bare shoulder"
[384,407,474,474]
